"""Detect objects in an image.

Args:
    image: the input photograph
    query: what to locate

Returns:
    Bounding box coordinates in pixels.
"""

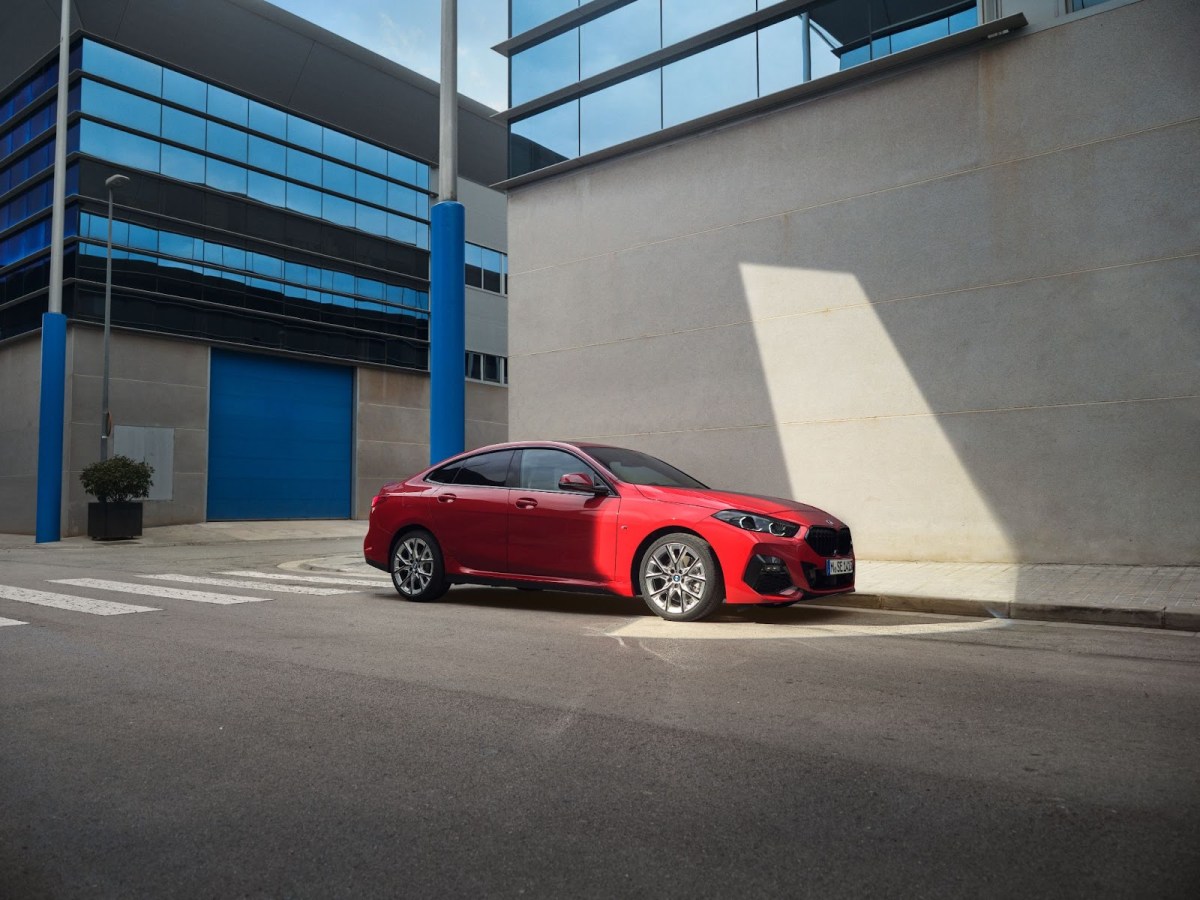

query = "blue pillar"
[429,201,466,465]
[36,312,67,543]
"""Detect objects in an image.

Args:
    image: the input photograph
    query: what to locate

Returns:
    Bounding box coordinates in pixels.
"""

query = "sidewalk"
[3,521,1197,631]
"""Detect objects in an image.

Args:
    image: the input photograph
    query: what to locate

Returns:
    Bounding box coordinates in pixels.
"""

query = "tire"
[390,529,448,602]
[638,533,725,622]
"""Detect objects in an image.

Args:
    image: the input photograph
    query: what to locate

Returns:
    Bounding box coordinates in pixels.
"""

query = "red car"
[364,441,854,622]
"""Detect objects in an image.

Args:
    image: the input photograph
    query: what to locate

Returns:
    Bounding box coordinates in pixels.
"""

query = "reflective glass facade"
[508,0,980,177]
[0,38,507,371]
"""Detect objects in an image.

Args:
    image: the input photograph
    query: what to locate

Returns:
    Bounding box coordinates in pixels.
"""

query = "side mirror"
[559,472,605,494]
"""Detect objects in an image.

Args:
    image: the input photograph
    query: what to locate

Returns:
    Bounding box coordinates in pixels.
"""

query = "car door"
[507,448,620,583]
[429,449,514,574]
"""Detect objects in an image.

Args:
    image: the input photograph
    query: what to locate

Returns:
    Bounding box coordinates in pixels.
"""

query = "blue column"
[429,200,465,465]
[36,312,68,543]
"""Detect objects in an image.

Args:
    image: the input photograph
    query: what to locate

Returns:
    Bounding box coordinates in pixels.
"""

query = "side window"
[426,461,462,484]
[453,450,514,487]
[518,448,602,492]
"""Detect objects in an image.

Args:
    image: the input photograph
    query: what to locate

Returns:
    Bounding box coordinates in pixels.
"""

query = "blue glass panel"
[414,165,430,190]
[416,223,430,251]
[386,213,417,246]
[839,44,870,68]
[222,245,247,270]
[511,0,577,35]
[207,120,249,162]
[286,147,321,184]
[871,34,891,58]
[511,30,579,107]
[580,0,660,79]
[78,120,160,173]
[284,261,307,284]
[207,85,249,126]
[891,18,949,53]
[159,229,195,259]
[356,139,387,174]
[286,183,321,217]
[511,100,578,163]
[950,7,979,31]
[482,248,503,275]
[387,183,417,217]
[162,106,206,148]
[161,144,206,183]
[322,160,356,195]
[323,193,356,227]
[128,223,158,252]
[81,80,161,135]
[248,100,287,139]
[356,171,387,205]
[357,277,384,300]
[466,243,484,268]
[162,69,207,110]
[662,0,754,46]
[248,135,286,173]
[663,35,757,128]
[387,151,417,186]
[580,70,660,154]
[287,114,322,150]
[323,128,356,163]
[248,252,282,278]
[247,171,286,207]
[206,158,248,194]
[758,16,806,95]
[82,40,162,96]
[356,203,386,236]
[332,271,354,294]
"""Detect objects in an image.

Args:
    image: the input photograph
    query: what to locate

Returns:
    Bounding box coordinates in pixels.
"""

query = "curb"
[822,593,1198,632]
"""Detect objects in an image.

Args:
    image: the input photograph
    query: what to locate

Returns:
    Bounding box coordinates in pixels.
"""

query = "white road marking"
[218,570,390,588]
[50,578,268,605]
[0,585,160,616]
[608,617,1011,641]
[142,574,350,595]
[0,616,30,626]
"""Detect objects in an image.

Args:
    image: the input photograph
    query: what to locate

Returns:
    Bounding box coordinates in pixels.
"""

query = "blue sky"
[267,0,510,111]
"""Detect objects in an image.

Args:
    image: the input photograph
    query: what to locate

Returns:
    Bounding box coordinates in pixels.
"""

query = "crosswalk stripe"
[1,616,30,626]
[143,574,350,595]
[219,570,390,588]
[0,585,160,616]
[50,578,268,605]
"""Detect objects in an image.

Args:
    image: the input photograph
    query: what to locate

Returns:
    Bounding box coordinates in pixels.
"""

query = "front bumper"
[721,532,855,605]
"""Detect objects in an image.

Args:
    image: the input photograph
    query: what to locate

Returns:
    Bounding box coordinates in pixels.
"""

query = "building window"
[465,351,508,385]
[465,242,508,294]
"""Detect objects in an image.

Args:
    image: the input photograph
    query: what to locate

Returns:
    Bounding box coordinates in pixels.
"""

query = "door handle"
[438,493,457,503]
[515,497,538,509]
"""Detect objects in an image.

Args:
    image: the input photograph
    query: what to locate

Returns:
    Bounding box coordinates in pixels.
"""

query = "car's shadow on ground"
[402,586,872,625]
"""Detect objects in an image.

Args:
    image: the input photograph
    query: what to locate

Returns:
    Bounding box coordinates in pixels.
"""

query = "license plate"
[826,558,854,576]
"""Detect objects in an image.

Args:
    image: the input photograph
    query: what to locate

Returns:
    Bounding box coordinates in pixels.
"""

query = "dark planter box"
[87,502,144,541]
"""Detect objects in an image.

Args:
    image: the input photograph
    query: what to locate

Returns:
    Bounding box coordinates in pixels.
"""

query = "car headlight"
[713,510,800,538]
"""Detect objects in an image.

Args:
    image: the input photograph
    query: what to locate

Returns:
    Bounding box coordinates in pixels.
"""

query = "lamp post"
[101,173,130,461]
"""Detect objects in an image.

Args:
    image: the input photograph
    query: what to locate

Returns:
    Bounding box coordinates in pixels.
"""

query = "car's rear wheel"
[639,533,724,622]
[390,529,448,602]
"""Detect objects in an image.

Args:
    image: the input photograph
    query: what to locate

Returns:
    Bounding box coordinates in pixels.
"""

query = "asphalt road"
[1,537,1198,898]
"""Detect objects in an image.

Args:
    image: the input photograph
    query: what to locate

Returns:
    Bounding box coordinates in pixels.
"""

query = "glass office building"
[502,1,996,177]
[0,0,510,534]
[2,38,509,375]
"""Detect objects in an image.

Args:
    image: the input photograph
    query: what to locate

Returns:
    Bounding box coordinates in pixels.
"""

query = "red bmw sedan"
[364,441,855,622]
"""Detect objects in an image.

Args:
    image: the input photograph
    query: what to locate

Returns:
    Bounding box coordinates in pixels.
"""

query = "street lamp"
[100,173,130,461]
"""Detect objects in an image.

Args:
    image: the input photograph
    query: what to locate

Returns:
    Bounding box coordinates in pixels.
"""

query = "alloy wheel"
[644,541,708,616]
[393,535,434,597]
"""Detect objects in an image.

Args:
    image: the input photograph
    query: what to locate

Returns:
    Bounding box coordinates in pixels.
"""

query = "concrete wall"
[506,0,1200,565]
[65,327,210,535]
[355,369,508,518]
[0,335,44,534]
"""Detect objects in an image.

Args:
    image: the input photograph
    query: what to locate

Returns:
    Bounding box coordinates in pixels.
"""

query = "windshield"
[584,446,708,489]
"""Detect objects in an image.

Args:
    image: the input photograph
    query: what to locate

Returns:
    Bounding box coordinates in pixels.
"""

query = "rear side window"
[430,449,514,487]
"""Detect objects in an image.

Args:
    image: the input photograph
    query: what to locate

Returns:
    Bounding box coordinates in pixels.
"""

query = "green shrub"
[80,455,154,503]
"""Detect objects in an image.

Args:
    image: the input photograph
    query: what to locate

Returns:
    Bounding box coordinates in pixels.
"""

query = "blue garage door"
[208,350,353,520]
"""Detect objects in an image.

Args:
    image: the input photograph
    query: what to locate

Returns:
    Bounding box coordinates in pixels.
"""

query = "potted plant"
[80,455,154,540]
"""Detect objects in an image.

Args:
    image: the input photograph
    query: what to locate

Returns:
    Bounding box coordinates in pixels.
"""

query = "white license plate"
[826,558,854,576]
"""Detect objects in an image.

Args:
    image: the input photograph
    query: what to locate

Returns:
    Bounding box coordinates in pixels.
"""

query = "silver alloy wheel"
[393,535,435,597]
[644,541,707,616]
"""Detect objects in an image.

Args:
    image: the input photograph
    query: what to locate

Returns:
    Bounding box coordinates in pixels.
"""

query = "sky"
[267,0,510,111]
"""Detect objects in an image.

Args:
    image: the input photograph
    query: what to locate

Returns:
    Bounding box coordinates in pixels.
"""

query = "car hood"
[632,485,846,527]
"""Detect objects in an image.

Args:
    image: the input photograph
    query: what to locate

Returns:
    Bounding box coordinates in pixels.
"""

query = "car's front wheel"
[390,529,448,602]
[639,533,724,622]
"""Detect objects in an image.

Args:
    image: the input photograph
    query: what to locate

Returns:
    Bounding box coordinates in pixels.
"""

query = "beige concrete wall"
[0,335,45,533]
[65,327,210,535]
[355,368,507,518]
[506,0,1200,564]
